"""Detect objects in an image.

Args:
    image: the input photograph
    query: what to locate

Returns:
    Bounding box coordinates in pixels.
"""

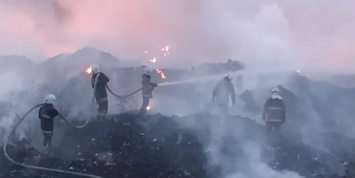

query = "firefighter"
[39,94,59,148]
[262,87,286,134]
[91,64,110,120]
[212,74,236,114]
[140,67,157,115]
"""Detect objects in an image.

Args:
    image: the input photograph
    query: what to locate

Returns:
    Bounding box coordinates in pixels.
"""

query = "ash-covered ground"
[2,113,355,178]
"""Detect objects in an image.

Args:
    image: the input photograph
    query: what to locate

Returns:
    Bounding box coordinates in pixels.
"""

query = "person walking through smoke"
[140,67,157,115]
[91,64,110,120]
[39,94,59,149]
[212,74,236,114]
[262,87,286,135]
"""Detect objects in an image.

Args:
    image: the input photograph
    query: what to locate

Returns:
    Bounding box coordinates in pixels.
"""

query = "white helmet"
[271,87,280,94]
[45,94,56,104]
[92,64,100,74]
[142,66,152,76]
[224,74,233,81]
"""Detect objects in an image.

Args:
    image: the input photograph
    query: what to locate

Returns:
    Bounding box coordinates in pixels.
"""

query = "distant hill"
[193,59,244,76]
[43,47,121,70]
[41,47,122,85]
[0,55,38,75]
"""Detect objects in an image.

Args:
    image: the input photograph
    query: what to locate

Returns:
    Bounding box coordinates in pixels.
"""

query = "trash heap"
[0,113,208,178]
[2,113,355,178]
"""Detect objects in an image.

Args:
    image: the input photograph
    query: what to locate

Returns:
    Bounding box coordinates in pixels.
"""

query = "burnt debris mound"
[1,114,208,178]
[2,113,355,178]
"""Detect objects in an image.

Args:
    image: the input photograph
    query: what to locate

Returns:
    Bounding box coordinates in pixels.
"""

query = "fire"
[150,57,157,63]
[86,66,92,74]
[155,69,167,79]
[146,106,151,110]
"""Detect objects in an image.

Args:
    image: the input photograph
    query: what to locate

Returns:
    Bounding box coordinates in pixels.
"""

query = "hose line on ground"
[3,103,102,178]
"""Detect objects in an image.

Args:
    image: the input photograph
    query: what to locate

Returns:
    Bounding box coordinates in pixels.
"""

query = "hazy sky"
[0,0,354,69]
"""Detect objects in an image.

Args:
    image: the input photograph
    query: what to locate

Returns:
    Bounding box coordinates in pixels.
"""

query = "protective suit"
[91,64,110,120]
[38,94,59,148]
[262,88,286,134]
[140,68,157,115]
[212,75,236,113]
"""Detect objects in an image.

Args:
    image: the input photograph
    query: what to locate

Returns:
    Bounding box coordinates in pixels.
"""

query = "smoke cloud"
[0,1,355,176]
[0,0,354,70]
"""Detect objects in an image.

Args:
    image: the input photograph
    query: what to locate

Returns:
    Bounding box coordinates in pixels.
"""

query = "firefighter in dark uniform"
[262,87,286,134]
[140,68,157,115]
[39,94,59,148]
[212,74,236,114]
[91,64,110,120]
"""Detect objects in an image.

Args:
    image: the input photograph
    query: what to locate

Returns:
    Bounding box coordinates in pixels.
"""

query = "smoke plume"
[0,0,354,70]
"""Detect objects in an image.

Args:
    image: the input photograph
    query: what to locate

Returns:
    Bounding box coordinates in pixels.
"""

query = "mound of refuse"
[2,113,355,178]
[0,113,208,178]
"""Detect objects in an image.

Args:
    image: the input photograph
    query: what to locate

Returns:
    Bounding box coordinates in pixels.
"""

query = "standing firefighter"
[39,94,59,148]
[91,64,110,120]
[262,87,286,134]
[212,74,236,114]
[140,68,157,115]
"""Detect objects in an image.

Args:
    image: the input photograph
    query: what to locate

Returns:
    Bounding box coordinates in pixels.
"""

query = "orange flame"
[155,69,166,79]
[146,105,151,110]
[86,66,92,74]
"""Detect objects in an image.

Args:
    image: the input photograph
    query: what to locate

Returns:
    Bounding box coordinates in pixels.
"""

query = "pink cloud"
[0,0,354,70]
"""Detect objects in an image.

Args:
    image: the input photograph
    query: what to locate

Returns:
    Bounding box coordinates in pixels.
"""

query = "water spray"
[157,66,302,87]
[158,70,243,86]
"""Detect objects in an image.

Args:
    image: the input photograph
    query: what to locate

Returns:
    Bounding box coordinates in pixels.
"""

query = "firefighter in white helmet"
[38,94,59,148]
[91,64,110,120]
[140,66,157,115]
[212,74,236,114]
[262,87,286,134]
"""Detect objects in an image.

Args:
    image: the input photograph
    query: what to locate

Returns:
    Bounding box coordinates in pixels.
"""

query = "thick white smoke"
[0,0,354,71]
[0,0,354,177]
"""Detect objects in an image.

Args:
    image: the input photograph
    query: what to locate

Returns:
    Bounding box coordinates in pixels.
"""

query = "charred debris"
[2,113,355,178]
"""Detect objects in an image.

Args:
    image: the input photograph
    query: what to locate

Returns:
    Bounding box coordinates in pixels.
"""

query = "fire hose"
[3,103,102,178]
[105,84,142,99]
[2,74,143,177]
[7,103,35,146]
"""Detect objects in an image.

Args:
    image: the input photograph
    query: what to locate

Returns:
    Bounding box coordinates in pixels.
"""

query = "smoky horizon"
[0,0,354,72]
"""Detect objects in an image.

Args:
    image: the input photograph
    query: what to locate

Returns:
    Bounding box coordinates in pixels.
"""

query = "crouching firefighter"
[39,94,59,148]
[140,68,157,115]
[212,74,236,114]
[262,87,286,135]
[91,64,110,120]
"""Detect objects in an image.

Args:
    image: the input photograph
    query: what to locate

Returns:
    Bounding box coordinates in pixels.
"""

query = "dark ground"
[1,113,355,178]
